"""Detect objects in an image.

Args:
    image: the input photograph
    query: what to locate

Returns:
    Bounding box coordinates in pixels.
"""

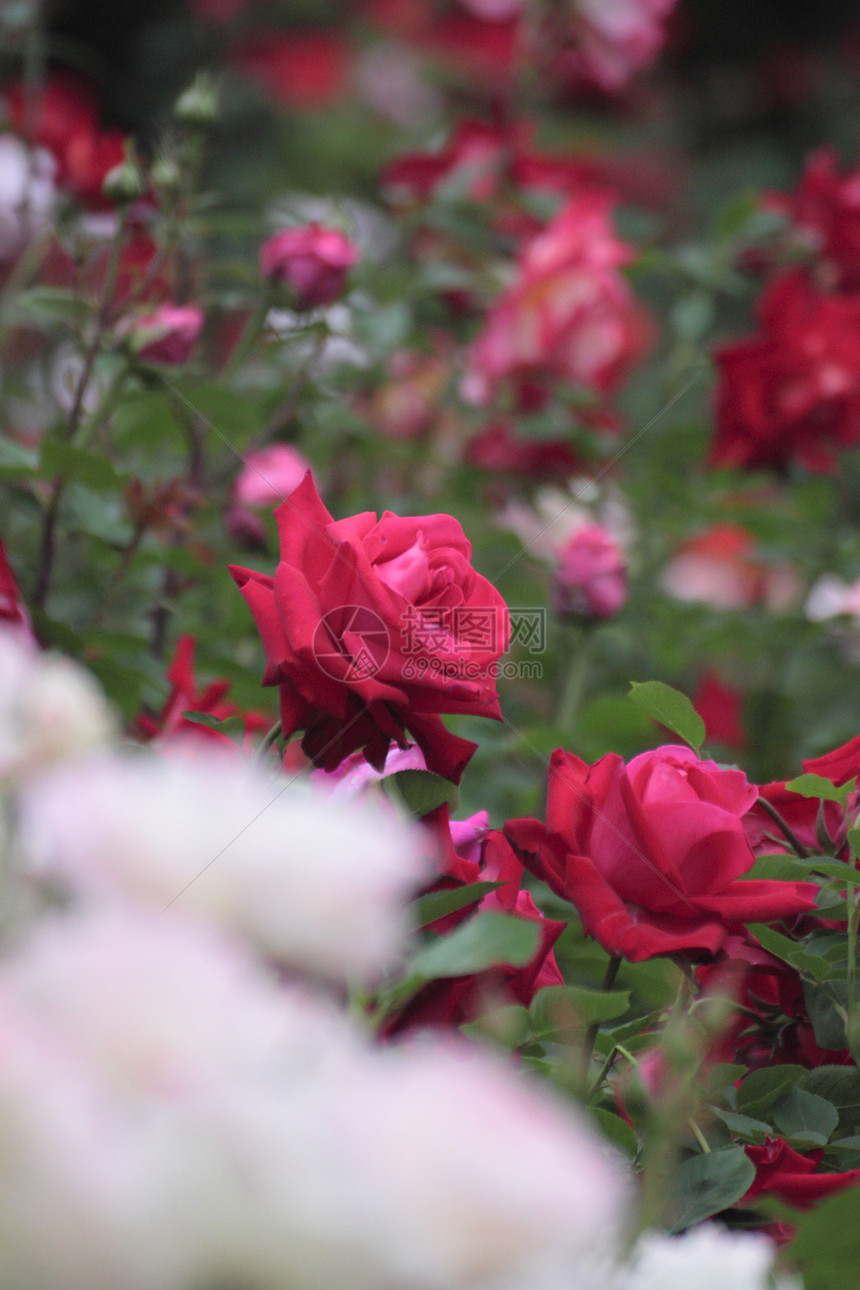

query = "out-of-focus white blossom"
[626,1225,799,1290]
[0,630,114,779]
[496,481,634,563]
[0,134,55,260]
[806,573,860,622]
[20,744,427,980]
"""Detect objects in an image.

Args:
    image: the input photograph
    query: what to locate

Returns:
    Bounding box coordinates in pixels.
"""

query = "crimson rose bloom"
[230,472,509,780]
[744,1139,860,1209]
[712,269,860,471]
[259,224,358,309]
[506,745,817,961]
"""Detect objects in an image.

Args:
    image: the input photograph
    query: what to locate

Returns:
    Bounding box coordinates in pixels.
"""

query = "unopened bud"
[102,149,146,205]
[174,73,219,128]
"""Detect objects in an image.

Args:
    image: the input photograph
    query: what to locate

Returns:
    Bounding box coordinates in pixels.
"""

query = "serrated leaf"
[710,1108,771,1142]
[530,985,631,1034]
[628,681,705,750]
[736,1065,807,1118]
[414,882,503,927]
[747,924,831,981]
[408,912,540,981]
[386,769,459,817]
[772,1087,839,1148]
[666,1146,756,1232]
[742,853,815,882]
[785,774,848,804]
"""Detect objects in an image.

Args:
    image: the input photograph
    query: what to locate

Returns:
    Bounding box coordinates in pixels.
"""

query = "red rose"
[507,745,817,962]
[712,269,860,471]
[259,224,358,309]
[771,146,860,291]
[744,1138,860,1208]
[230,472,509,780]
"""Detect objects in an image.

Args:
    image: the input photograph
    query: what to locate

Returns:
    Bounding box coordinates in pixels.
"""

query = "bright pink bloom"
[234,444,311,509]
[507,745,818,962]
[465,191,649,404]
[230,472,509,780]
[713,269,860,471]
[260,224,359,309]
[132,305,204,365]
[553,524,627,620]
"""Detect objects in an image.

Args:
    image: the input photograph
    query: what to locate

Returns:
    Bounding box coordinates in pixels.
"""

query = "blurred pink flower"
[553,523,628,620]
[234,444,311,509]
[464,191,649,404]
[131,305,204,365]
[260,224,358,308]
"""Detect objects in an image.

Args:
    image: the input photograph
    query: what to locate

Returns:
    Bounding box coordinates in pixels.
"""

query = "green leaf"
[789,1185,860,1290]
[666,1146,756,1233]
[530,985,631,1034]
[40,441,119,491]
[743,853,816,882]
[747,925,831,982]
[628,681,705,750]
[710,1109,771,1143]
[414,882,503,928]
[386,769,459,817]
[590,1108,638,1159]
[847,829,860,859]
[803,981,849,1052]
[785,774,848,804]
[407,912,540,981]
[772,1087,839,1148]
[0,435,38,478]
[736,1065,808,1119]
[706,1063,748,1095]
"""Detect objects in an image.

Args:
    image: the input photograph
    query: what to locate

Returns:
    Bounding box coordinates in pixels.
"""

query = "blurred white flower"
[0,134,55,260]
[496,481,634,563]
[338,1041,632,1290]
[20,744,427,980]
[0,630,114,780]
[806,573,860,622]
[626,1225,799,1290]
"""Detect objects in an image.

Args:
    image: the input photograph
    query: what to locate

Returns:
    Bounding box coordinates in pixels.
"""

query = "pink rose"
[131,304,204,365]
[464,191,649,404]
[507,744,817,962]
[230,472,510,780]
[553,523,627,620]
[260,224,359,309]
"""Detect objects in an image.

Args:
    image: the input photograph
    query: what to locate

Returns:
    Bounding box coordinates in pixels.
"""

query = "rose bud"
[259,224,359,309]
[552,524,627,621]
[130,304,204,365]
